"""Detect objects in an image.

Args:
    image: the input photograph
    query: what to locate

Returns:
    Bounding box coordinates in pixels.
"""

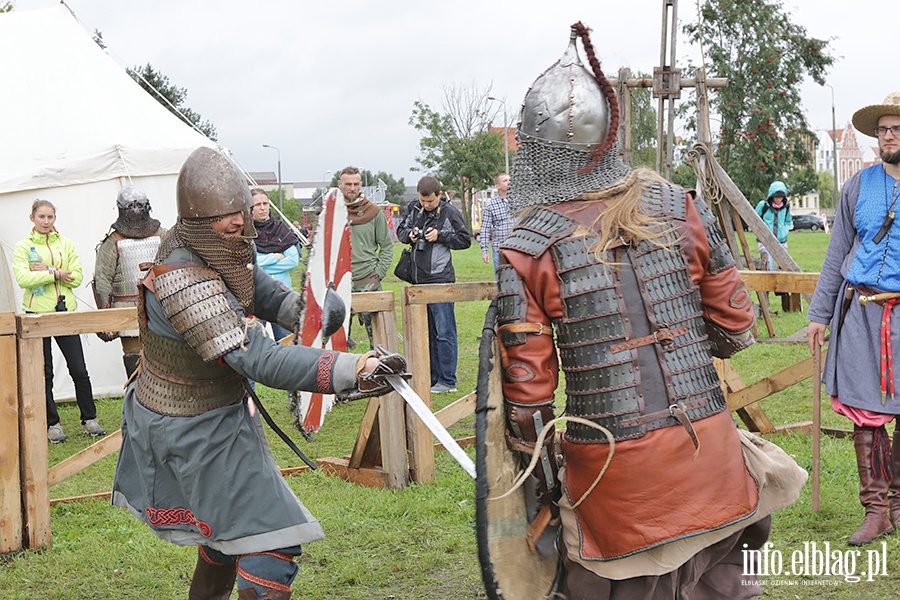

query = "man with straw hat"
[809,91,900,546]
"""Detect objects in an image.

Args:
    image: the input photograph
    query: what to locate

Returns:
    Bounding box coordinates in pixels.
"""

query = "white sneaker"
[82,419,106,437]
[48,423,67,444]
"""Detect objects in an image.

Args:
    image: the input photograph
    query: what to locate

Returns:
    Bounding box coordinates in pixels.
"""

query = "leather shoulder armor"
[151,264,245,361]
[500,207,577,258]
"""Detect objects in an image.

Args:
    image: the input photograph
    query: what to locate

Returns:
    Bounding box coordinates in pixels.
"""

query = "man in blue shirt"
[808,91,900,546]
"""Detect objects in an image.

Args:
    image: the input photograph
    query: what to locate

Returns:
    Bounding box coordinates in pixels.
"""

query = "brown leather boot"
[237,588,291,599]
[848,427,895,546]
[188,548,236,600]
[889,428,900,527]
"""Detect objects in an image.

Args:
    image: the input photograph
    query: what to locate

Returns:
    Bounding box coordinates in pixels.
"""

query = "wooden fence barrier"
[0,271,833,553]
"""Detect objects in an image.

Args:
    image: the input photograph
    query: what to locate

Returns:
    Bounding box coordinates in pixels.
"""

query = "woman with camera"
[13,199,105,443]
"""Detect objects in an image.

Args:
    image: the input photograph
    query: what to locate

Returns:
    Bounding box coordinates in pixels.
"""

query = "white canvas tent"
[0,5,217,398]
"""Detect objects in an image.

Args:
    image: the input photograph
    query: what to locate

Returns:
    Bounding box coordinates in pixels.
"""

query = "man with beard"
[92,185,166,378]
[111,147,406,599]
[490,23,805,599]
[250,187,301,342]
[809,91,900,546]
[337,166,394,348]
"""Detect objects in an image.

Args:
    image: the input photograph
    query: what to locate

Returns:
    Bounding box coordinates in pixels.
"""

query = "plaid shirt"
[479,194,513,255]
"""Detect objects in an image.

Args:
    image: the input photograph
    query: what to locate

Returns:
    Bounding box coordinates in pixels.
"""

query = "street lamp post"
[487,96,510,174]
[262,144,283,212]
[825,84,839,208]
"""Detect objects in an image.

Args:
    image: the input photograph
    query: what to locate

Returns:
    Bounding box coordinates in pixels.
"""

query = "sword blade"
[385,375,476,479]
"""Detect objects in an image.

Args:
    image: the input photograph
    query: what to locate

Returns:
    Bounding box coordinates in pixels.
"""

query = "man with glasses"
[809,91,900,546]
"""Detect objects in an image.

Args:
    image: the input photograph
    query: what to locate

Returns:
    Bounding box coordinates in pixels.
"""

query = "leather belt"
[610,326,689,353]
[498,322,553,336]
[618,398,709,429]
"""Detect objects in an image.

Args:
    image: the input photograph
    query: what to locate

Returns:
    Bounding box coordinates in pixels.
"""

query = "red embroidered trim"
[145,506,212,537]
[236,566,292,593]
[316,351,336,392]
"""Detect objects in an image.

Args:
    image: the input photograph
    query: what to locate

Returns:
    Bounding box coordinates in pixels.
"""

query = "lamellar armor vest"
[497,181,735,443]
[135,262,247,416]
[110,234,161,337]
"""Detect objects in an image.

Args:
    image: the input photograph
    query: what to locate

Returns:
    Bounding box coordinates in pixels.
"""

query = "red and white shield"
[296,187,353,434]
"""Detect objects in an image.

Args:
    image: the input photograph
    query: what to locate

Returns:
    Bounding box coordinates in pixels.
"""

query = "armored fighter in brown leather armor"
[491,23,807,599]
[111,147,406,600]
[92,185,165,378]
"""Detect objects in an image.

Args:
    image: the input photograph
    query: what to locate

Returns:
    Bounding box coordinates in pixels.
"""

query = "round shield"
[475,301,560,599]
[294,187,353,435]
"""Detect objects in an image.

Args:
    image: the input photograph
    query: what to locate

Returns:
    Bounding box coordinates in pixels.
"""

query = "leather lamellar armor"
[135,263,246,416]
[497,182,733,443]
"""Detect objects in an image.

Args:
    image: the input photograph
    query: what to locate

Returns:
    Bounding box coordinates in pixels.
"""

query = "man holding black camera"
[397,176,471,393]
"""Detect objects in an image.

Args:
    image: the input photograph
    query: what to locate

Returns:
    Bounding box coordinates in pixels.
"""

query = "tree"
[1,2,13,13]
[628,72,659,169]
[682,0,834,203]
[816,170,836,210]
[409,82,505,229]
[127,63,218,140]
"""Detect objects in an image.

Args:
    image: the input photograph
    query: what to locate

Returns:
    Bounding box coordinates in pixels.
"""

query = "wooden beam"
[18,336,51,549]
[17,307,137,339]
[350,290,395,314]
[0,333,22,553]
[727,356,819,412]
[404,282,497,306]
[316,458,388,488]
[739,271,820,294]
[348,399,381,469]
[714,358,775,433]
[435,435,475,452]
[434,392,476,428]
[607,76,728,89]
[48,430,123,488]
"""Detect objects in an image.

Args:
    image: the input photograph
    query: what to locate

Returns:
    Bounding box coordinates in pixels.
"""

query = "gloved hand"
[96,331,118,342]
[338,346,410,402]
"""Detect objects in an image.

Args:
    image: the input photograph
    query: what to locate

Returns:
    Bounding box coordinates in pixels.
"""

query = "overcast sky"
[14,0,892,184]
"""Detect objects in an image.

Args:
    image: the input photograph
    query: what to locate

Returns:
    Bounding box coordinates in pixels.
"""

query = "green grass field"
[3,229,900,599]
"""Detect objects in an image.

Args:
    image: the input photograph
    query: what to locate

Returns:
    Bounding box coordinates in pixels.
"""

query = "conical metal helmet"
[507,25,631,215]
[176,147,252,225]
[518,29,610,151]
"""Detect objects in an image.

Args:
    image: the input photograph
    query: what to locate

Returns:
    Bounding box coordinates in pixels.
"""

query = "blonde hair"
[31,199,56,216]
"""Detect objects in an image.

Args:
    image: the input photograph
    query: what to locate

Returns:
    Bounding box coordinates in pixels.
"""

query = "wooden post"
[17,334,51,549]
[812,344,823,512]
[369,299,409,489]
[400,287,435,483]
[0,313,22,553]
[617,67,633,166]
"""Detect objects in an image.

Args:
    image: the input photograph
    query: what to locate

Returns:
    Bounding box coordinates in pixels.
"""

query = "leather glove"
[338,345,410,402]
[96,331,118,342]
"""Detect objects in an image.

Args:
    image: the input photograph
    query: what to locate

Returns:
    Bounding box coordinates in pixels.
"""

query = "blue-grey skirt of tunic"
[823,280,900,414]
[111,386,325,555]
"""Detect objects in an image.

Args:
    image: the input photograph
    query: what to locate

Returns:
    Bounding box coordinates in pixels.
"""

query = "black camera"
[412,227,428,251]
[55,295,67,312]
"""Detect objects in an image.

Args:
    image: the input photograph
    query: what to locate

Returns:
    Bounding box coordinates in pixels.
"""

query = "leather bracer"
[505,400,560,508]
